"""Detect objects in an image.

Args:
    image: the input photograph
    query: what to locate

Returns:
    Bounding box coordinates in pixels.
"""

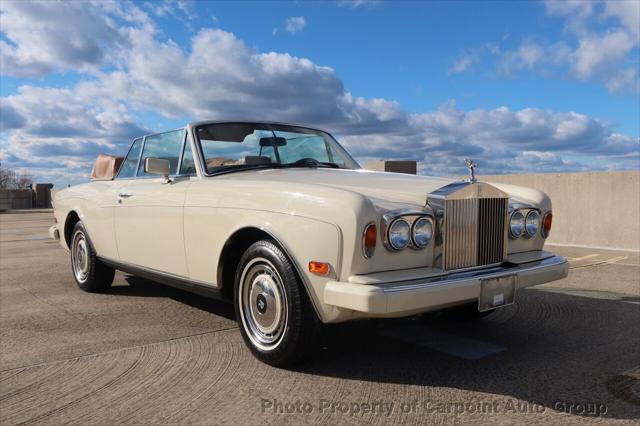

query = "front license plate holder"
[478,275,516,312]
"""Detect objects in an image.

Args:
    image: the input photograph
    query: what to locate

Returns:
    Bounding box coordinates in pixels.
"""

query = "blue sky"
[1,0,638,186]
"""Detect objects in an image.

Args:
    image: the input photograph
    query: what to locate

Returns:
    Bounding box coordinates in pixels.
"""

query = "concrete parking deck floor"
[1,210,638,424]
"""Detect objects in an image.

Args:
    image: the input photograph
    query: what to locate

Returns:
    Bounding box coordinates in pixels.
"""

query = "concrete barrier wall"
[0,184,53,210]
[483,171,640,251]
[0,189,33,210]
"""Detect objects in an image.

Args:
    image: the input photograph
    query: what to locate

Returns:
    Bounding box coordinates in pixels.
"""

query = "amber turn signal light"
[363,223,377,258]
[542,212,552,238]
[308,261,331,276]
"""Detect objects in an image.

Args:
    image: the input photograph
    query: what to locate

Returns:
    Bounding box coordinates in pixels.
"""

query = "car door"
[114,129,191,277]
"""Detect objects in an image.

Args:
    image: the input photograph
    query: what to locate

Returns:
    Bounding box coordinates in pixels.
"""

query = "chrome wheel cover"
[71,230,89,283]
[238,257,288,351]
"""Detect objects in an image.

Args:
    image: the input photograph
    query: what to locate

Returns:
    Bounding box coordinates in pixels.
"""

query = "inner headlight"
[525,210,540,237]
[388,218,411,250]
[509,210,525,238]
[412,217,433,248]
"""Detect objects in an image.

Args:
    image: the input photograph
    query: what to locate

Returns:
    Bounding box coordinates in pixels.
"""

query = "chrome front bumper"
[324,256,569,316]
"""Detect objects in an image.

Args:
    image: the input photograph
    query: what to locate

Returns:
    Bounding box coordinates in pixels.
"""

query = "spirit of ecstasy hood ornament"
[464,159,477,183]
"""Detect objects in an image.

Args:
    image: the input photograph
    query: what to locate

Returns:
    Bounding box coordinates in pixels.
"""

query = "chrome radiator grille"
[443,198,508,270]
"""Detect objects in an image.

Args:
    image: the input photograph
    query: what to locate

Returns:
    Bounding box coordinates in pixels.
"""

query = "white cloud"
[144,0,195,20]
[452,0,640,93]
[0,0,150,77]
[449,54,475,74]
[284,16,306,34]
[497,41,545,74]
[543,0,595,22]
[336,0,381,9]
[571,30,636,79]
[273,16,306,35]
[603,0,640,38]
[0,2,638,185]
[543,0,639,92]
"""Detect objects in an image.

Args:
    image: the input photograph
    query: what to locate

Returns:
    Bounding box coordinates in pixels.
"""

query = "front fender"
[183,207,346,322]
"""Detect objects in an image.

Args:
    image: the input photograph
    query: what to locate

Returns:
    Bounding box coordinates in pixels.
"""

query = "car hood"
[217,168,456,207]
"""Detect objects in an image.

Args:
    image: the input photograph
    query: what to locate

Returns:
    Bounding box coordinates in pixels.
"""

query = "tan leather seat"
[91,154,125,180]
[206,157,225,167]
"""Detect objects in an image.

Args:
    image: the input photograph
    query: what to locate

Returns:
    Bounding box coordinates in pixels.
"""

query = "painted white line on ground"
[622,301,640,305]
[568,254,600,262]
[569,255,632,269]
[609,262,640,267]
[545,242,640,253]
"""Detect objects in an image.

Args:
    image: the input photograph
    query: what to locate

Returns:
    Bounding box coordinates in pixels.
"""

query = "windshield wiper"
[208,163,282,176]
[282,158,341,169]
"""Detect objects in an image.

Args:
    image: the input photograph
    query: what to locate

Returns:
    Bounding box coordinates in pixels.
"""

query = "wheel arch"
[216,226,324,321]
[63,210,81,249]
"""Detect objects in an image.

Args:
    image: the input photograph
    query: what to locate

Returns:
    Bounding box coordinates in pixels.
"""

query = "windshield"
[195,123,360,175]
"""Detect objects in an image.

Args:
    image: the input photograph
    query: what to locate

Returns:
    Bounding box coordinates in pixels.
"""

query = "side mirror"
[144,158,171,182]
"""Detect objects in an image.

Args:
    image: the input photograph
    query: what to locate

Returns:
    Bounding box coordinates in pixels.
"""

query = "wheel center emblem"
[256,294,267,314]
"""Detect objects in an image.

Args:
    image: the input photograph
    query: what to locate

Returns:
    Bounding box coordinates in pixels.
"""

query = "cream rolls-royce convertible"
[49,121,568,366]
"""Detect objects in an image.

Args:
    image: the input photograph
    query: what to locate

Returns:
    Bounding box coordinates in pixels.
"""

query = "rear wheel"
[70,221,115,292]
[234,240,319,367]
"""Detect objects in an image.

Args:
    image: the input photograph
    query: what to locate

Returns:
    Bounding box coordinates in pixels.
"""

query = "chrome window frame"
[191,121,361,177]
[120,128,187,180]
[177,131,197,177]
[114,137,144,180]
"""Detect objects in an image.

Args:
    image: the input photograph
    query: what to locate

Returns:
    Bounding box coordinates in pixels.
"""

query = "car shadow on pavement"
[103,276,638,420]
[300,289,640,420]
[108,275,236,321]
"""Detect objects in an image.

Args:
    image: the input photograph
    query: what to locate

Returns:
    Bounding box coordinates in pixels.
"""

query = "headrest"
[91,154,125,181]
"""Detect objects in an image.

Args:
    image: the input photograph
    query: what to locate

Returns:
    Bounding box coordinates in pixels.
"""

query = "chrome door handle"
[118,191,133,198]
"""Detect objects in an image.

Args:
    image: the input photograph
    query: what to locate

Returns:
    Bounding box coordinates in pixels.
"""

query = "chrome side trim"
[98,256,224,300]
[381,256,567,293]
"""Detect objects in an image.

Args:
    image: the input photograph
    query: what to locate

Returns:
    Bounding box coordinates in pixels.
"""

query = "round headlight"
[525,210,540,237]
[412,217,433,248]
[509,210,525,238]
[388,218,411,250]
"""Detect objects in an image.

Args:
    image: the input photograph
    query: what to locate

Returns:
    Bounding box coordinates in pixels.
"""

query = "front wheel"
[70,221,115,292]
[234,240,319,367]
